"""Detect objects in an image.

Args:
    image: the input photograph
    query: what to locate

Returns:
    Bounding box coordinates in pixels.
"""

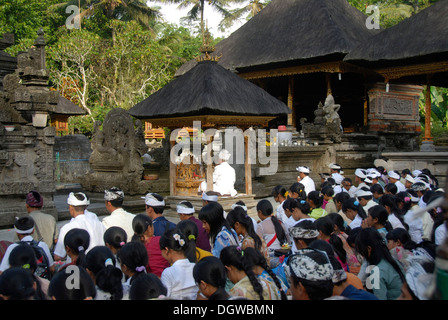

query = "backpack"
[20,240,52,280]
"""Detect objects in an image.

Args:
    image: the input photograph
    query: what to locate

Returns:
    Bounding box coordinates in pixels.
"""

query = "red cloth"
[145,236,169,278]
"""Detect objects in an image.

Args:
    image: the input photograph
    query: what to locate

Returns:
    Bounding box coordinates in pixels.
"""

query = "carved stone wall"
[368,82,423,152]
[0,31,57,227]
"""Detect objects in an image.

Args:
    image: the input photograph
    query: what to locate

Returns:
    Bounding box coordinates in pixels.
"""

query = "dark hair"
[346,227,362,248]
[289,198,311,215]
[395,191,412,215]
[64,228,90,268]
[342,198,367,219]
[384,182,398,195]
[48,266,96,300]
[370,183,384,195]
[159,227,189,254]
[386,228,417,250]
[193,256,229,300]
[14,216,35,235]
[289,182,306,200]
[242,247,287,300]
[309,240,346,286]
[313,216,334,237]
[0,267,36,300]
[8,244,47,300]
[86,246,123,300]
[321,186,334,197]
[199,201,236,245]
[272,185,287,198]
[220,246,264,300]
[176,219,199,263]
[257,199,288,246]
[334,192,350,206]
[129,273,167,300]
[118,241,148,284]
[313,217,347,265]
[106,188,124,207]
[307,191,323,208]
[226,206,262,251]
[355,227,405,283]
[379,194,407,229]
[103,226,127,251]
[368,205,392,231]
[327,212,349,234]
[132,213,153,242]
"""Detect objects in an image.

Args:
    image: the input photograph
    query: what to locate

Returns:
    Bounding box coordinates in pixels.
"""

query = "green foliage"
[420,87,448,129]
[348,0,440,28]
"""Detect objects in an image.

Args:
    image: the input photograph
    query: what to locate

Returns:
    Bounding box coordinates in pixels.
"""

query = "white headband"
[218,149,231,161]
[296,166,310,173]
[356,189,373,198]
[388,171,400,180]
[176,203,195,214]
[405,174,416,184]
[355,168,366,179]
[202,192,218,202]
[67,192,90,206]
[104,188,124,201]
[14,226,34,234]
[142,193,165,207]
[231,203,248,212]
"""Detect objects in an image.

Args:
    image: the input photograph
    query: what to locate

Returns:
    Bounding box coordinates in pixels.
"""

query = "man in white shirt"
[356,187,377,214]
[54,192,106,261]
[354,168,368,191]
[388,170,406,193]
[102,187,136,242]
[296,166,315,195]
[212,149,237,197]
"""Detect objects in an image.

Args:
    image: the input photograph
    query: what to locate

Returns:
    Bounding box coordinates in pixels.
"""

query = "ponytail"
[220,246,264,300]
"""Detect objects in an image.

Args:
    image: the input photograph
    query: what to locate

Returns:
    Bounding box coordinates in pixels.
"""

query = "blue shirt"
[153,216,176,237]
[341,284,379,300]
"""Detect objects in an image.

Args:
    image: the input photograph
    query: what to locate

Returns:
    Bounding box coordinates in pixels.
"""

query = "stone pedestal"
[368,82,423,152]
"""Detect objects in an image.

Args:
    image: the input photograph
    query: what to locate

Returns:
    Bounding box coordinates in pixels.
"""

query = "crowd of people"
[0,162,446,301]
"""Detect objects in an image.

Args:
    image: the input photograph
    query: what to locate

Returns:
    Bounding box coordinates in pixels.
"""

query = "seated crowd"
[0,164,445,300]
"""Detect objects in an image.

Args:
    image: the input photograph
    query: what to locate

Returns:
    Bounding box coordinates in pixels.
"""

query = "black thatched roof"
[345,0,448,66]
[128,60,291,119]
[344,0,448,87]
[176,0,378,76]
[54,96,86,115]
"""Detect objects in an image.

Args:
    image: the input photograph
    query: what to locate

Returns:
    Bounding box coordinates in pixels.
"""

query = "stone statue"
[300,94,343,144]
[82,108,151,195]
[322,94,341,127]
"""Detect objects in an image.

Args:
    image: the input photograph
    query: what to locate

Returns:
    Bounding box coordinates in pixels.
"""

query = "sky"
[147,1,246,38]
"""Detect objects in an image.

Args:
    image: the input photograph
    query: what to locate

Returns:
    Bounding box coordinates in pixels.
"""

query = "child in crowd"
[220,245,270,300]
[159,228,198,300]
[86,246,124,300]
[307,191,328,220]
[132,213,168,277]
[60,228,90,270]
[129,273,167,300]
[0,267,39,300]
[199,201,238,257]
[118,241,148,299]
[193,256,230,300]
[48,265,96,300]
[256,199,290,268]
[226,206,269,264]
[177,219,213,262]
